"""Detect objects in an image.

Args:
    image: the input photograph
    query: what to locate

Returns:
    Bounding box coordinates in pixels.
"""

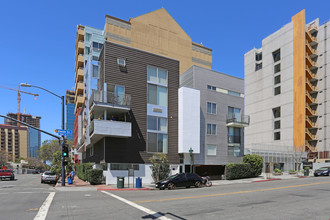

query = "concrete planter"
[273,172,282,176]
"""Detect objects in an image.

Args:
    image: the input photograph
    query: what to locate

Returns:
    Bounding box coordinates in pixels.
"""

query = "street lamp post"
[189,148,194,173]
[21,83,66,186]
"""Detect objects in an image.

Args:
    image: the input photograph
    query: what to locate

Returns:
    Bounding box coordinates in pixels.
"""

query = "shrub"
[243,154,263,177]
[289,169,295,172]
[226,163,252,180]
[89,169,103,185]
[304,167,310,170]
[76,163,92,181]
[274,168,282,173]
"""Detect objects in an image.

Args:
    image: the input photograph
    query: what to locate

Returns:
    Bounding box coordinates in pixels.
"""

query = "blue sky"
[1,0,330,142]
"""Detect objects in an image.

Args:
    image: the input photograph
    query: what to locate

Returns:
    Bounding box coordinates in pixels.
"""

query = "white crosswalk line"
[101,191,172,220]
[34,192,55,220]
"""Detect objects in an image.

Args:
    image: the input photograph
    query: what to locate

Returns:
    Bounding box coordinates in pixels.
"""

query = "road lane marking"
[34,192,55,220]
[135,180,330,203]
[101,191,172,220]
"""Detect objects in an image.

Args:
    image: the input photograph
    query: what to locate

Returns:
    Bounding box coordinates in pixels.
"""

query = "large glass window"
[207,144,216,156]
[228,107,241,119]
[228,127,241,144]
[92,65,99,78]
[207,124,217,135]
[147,66,168,85]
[273,49,281,62]
[147,116,167,132]
[147,133,168,153]
[207,102,216,114]
[147,66,168,107]
[272,107,281,118]
[228,146,240,157]
[85,33,91,42]
[92,42,103,52]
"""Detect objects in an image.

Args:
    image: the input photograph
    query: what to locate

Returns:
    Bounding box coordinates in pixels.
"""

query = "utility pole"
[189,148,194,173]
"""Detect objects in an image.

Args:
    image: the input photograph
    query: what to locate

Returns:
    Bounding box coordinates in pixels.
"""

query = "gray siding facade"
[180,66,245,165]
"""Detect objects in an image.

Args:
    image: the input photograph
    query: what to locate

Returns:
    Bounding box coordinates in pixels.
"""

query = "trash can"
[304,169,309,176]
[136,177,142,188]
[117,176,124,188]
[68,177,73,185]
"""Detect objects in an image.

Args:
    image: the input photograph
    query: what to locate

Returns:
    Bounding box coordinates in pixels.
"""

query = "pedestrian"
[70,170,76,181]
[111,115,116,121]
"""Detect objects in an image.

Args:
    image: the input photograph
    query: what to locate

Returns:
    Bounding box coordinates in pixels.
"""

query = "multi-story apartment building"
[0,124,28,161]
[65,90,75,142]
[180,66,248,179]
[81,41,180,184]
[245,10,330,171]
[73,9,214,179]
[5,113,41,158]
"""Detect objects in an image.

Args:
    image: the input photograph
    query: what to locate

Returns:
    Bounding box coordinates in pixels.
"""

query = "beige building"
[74,8,213,114]
[0,124,28,161]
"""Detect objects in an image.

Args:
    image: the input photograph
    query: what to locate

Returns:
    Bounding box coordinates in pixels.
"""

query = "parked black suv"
[155,173,204,190]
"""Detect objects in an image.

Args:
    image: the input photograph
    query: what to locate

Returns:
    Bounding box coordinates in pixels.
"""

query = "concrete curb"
[97,188,153,191]
[251,178,281,183]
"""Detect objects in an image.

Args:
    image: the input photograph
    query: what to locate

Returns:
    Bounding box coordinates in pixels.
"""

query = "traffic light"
[62,144,69,157]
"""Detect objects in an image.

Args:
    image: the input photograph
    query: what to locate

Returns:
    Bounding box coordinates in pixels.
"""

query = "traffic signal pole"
[61,95,66,187]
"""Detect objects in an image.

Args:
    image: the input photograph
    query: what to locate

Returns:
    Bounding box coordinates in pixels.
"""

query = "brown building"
[82,41,179,184]
[0,124,28,161]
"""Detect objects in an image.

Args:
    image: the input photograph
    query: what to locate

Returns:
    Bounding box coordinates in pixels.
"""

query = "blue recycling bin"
[68,177,73,184]
[136,177,142,188]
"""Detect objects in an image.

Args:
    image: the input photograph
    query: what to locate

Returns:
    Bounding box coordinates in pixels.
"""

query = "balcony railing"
[89,119,132,142]
[226,114,250,127]
[305,141,318,153]
[306,104,317,116]
[306,66,317,80]
[305,128,316,140]
[306,92,317,104]
[305,116,316,128]
[89,90,131,108]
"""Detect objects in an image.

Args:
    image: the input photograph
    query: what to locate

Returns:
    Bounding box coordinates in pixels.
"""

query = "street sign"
[54,129,72,136]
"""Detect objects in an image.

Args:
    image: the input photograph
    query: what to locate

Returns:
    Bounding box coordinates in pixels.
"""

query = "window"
[92,56,98,61]
[228,127,241,144]
[85,47,90,55]
[207,85,216,91]
[228,146,240,157]
[147,116,167,132]
[147,66,168,107]
[274,63,281,73]
[110,164,139,170]
[256,52,262,61]
[147,133,168,153]
[207,124,217,135]
[274,120,281,129]
[92,42,103,52]
[147,85,168,107]
[274,75,281,85]
[274,132,281,140]
[228,106,241,119]
[207,102,216,114]
[274,86,281,95]
[273,49,281,62]
[255,63,262,71]
[92,65,99,78]
[85,33,91,42]
[228,90,241,97]
[207,145,217,156]
[272,107,281,118]
[147,66,168,85]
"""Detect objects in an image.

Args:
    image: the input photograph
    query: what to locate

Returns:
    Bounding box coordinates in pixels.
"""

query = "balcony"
[306,79,316,92]
[75,94,84,105]
[75,67,84,83]
[76,40,84,51]
[306,55,317,68]
[89,90,131,113]
[226,114,250,127]
[305,141,318,153]
[306,104,317,116]
[306,66,317,81]
[75,81,84,94]
[305,31,318,46]
[305,42,317,56]
[89,119,131,144]
[305,116,317,128]
[228,135,241,144]
[306,23,318,34]
[305,128,316,140]
[306,92,317,104]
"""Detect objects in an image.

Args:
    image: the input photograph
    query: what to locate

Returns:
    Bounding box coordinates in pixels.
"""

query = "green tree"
[50,151,62,174]
[38,139,61,162]
[149,153,170,182]
[243,154,264,177]
[0,151,12,167]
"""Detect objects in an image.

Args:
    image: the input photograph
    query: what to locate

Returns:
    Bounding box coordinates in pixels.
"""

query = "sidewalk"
[54,172,309,191]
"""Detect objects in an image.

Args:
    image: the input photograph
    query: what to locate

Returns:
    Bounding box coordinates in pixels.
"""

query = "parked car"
[41,171,58,184]
[32,170,40,174]
[0,169,15,181]
[314,167,330,176]
[155,173,204,190]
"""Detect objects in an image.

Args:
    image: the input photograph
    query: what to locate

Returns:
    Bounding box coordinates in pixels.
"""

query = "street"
[1,174,330,219]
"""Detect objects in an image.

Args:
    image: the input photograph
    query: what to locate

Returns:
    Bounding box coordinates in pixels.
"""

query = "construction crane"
[0,85,39,126]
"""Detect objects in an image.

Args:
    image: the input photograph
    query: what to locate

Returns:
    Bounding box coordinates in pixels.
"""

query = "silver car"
[41,171,58,184]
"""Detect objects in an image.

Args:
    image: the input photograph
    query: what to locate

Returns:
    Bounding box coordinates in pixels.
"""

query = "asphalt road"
[1,174,330,220]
